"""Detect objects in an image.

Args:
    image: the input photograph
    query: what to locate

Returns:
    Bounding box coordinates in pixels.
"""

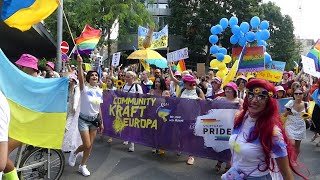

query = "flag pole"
[56,0,63,73]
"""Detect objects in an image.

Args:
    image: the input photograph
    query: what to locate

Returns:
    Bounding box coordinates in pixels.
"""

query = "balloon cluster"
[209,16,273,78]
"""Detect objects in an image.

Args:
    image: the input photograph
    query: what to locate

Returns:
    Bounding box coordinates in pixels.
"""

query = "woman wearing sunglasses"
[222,79,306,180]
[284,88,309,162]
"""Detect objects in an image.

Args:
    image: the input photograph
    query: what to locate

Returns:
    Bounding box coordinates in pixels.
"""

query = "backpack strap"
[180,88,186,96]
[135,83,138,92]
[127,84,135,92]
[304,102,308,112]
[196,87,201,97]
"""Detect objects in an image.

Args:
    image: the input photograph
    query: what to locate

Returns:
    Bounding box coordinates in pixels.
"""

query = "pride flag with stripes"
[1,0,58,31]
[75,25,101,55]
[0,49,68,149]
[307,39,320,71]
[177,59,186,72]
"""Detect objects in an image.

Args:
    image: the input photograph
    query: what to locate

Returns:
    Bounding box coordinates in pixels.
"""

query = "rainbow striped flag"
[75,25,101,55]
[0,49,68,149]
[307,39,320,71]
[1,0,58,31]
[177,60,186,72]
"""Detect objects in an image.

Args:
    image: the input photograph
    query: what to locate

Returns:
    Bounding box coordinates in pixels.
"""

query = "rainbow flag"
[177,60,186,72]
[1,0,58,31]
[75,25,101,55]
[307,39,320,71]
[0,49,68,149]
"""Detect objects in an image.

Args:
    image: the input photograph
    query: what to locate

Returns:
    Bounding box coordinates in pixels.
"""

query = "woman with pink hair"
[223,79,306,179]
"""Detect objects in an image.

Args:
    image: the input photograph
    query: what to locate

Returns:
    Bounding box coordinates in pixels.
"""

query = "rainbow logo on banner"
[232,46,265,72]
[201,119,220,124]
[0,49,68,149]
[75,25,101,55]
[1,0,58,31]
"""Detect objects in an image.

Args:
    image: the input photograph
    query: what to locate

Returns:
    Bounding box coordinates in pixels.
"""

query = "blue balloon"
[219,47,227,55]
[240,22,250,33]
[260,20,269,30]
[210,26,217,34]
[220,18,229,29]
[255,30,262,41]
[209,35,219,44]
[231,25,241,35]
[230,35,239,44]
[245,31,255,42]
[238,37,247,47]
[216,53,225,61]
[264,52,272,64]
[261,29,270,40]
[229,17,238,27]
[250,16,260,29]
[216,24,223,34]
[257,40,267,47]
[210,45,219,54]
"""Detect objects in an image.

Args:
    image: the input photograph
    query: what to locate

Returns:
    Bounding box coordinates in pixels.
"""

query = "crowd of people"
[1,52,320,180]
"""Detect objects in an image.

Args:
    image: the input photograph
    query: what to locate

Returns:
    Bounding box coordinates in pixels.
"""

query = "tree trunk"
[107,27,112,68]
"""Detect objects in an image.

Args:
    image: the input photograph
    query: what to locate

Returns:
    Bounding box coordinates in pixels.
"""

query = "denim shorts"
[78,113,98,131]
[246,173,272,180]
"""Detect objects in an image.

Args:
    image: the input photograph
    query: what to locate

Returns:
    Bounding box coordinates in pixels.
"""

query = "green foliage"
[45,0,154,47]
[169,0,299,69]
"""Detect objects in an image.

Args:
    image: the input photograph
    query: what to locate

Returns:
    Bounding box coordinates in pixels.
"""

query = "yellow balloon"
[217,63,227,70]
[222,67,229,75]
[210,59,221,68]
[222,55,232,64]
[216,71,225,79]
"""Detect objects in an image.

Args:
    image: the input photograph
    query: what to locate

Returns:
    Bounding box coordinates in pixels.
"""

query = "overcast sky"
[263,0,320,40]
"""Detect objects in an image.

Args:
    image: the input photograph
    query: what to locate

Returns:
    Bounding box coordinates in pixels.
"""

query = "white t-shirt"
[0,91,10,142]
[228,115,287,177]
[122,83,143,94]
[80,85,103,116]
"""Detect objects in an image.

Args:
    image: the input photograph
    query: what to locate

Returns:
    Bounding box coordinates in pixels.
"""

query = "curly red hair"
[234,79,307,179]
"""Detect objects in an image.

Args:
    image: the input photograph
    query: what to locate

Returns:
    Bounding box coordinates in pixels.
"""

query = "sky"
[263,0,320,40]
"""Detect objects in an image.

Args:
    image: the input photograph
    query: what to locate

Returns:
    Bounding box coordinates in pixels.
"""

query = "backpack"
[180,87,201,97]
[123,83,138,93]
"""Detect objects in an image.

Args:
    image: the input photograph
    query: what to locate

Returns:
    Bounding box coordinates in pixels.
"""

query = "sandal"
[107,138,113,143]
[215,163,222,172]
[311,134,319,142]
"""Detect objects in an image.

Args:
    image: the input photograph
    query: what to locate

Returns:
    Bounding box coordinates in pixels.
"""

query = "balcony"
[147,8,171,16]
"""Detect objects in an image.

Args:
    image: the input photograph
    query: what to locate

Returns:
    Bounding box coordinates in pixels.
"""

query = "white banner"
[301,55,319,77]
[167,48,189,63]
[112,52,121,67]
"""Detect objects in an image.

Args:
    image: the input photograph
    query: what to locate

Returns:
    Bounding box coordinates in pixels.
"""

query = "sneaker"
[78,165,91,177]
[151,148,157,153]
[187,156,195,165]
[123,141,129,145]
[68,150,78,167]
[128,142,134,152]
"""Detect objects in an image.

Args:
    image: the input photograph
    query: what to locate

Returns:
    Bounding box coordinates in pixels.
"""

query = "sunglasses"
[175,75,182,78]
[294,93,303,95]
[247,92,268,101]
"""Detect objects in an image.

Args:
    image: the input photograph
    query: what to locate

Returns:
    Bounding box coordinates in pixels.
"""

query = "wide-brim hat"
[182,74,196,83]
[15,54,38,71]
[46,62,55,70]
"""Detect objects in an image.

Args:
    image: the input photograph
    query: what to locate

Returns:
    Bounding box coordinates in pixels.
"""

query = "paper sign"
[232,46,265,72]
[138,25,168,49]
[301,55,318,77]
[167,48,189,62]
[112,52,121,67]
[256,60,286,82]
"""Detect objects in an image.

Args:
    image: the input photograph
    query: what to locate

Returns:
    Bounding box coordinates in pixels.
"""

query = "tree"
[44,0,154,65]
[169,0,262,67]
[258,2,301,70]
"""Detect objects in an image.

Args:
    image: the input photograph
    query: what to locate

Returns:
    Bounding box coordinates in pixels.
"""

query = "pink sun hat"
[182,74,196,83]
[15,54,38,71]
[174,71,182,76]
[224,82,238,92]
[46,62,55,70]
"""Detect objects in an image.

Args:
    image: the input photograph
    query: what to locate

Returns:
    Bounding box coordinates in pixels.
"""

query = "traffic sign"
[60,41,69,53]
[61,53,68,62]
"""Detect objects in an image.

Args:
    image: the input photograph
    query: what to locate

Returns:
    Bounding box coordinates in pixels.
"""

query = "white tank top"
[180,89,198,99]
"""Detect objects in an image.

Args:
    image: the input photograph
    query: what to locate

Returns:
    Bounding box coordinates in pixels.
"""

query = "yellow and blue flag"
[0,49,68,149]
[1,0,59,31]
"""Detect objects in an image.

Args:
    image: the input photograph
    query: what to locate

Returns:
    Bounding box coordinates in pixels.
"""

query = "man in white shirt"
[0,90,10,179]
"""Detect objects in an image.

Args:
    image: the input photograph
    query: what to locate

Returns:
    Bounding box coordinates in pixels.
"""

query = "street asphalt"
[60,130,320,180]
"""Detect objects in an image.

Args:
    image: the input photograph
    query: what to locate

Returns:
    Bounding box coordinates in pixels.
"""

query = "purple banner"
[101,91,239,162]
